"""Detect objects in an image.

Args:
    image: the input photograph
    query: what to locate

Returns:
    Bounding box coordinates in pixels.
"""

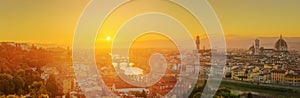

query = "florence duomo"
[275,34,288,52]
[249,34,289,55]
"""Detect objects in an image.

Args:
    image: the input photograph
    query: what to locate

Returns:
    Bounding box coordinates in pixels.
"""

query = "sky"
[0,0,299,49]
[210,0,300,37]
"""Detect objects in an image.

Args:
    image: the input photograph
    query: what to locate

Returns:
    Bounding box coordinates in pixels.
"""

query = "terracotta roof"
[271,69,286,73]
[285,73,300,78]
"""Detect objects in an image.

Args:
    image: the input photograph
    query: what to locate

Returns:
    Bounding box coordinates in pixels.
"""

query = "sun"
[106,36,111,41]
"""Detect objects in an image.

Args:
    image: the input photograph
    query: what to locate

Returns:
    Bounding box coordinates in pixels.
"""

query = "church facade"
[249,35,289,55]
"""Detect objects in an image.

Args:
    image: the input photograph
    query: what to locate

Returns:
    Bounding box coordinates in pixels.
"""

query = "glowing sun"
[106,36,111,41]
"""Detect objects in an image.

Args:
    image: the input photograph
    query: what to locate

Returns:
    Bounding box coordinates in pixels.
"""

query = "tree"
[16,69,25,77]
[13,76,25,95]
[247,93,253,98]
[0,43,68,96]
[45,74,59,98]
[214,88,239,98]
[0,74,15,95]
[29,81,43,97]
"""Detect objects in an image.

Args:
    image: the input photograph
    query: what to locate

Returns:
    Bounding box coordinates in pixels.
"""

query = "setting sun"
[106,36,111,41]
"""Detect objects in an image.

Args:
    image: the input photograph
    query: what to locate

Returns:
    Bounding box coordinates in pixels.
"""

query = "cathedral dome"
[275,35,288,51]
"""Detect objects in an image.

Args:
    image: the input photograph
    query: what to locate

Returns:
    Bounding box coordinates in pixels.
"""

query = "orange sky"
[0,0,299,48]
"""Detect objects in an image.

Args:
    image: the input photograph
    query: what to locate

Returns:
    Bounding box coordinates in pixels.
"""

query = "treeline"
[189,80,240,98]
[0,43,64,97]
[221,81,295,93]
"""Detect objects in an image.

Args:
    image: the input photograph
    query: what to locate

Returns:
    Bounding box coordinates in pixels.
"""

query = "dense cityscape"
[0,34,299,98]
[226,35,300,86]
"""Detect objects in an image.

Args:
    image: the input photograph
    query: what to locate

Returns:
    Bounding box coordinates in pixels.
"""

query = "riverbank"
[220,79,300,98]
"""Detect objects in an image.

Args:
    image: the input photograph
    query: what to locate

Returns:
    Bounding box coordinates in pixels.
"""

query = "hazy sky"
[0,0,299,48]
[0,0,89,44]
[209,0,300,37]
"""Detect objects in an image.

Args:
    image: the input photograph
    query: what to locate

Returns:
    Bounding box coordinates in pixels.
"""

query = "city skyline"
[2,34,300,51]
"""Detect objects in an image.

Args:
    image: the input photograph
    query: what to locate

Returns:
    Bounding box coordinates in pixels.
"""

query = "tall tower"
[255,39,260,55]
[196,35,200,50]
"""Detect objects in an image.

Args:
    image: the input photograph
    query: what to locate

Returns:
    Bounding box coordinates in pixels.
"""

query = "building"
[260,48,275,56]
[285,70,300,86]
[195,35,200,51]
[254,73,271,84]
[255,39,260,55]
[275,34,288,52]
[271,69,286,84]
[285,73,300,86]
[231,67,246,80]
[248,34,289,55]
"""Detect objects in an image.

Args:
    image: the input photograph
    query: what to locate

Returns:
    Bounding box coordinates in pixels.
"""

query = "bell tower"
[196,35,200,51]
